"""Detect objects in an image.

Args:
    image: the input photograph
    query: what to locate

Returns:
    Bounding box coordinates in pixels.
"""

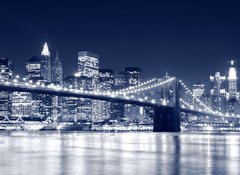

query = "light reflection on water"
[0,132,239,175]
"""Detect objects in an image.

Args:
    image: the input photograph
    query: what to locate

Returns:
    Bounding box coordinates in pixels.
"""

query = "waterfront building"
[209,72,227,113]
[111,72,127,120]
[11,92,32,118]
[0,58,13,119]
[124,67,143,122]
[62,75,79,122]
[62,75,94,122]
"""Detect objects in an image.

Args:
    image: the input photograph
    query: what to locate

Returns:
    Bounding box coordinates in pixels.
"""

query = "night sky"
[1,0,240,85]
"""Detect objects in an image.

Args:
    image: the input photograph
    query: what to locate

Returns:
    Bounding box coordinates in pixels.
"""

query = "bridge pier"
[153,106,181,132]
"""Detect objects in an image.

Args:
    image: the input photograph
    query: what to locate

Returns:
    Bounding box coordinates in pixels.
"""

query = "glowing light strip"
[115,77,175,95]
[178,79,240,118]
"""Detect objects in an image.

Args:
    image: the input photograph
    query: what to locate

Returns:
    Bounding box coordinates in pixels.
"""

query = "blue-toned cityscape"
[2,1,240,175]
[1,41,240,132]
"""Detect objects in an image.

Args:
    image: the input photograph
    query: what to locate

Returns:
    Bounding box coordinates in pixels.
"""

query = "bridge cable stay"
[113,77,175,95]
[178,79,240,118]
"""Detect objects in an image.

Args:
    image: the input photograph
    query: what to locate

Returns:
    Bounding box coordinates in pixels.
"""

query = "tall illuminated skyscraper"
[41,42,51,82]
[77,51,99,121]
[93,69,114,121]
[77,51,99,77]
[226,60,239,114]
[209,72,226,112]
[39,42,52,119]
[228,60,237,99]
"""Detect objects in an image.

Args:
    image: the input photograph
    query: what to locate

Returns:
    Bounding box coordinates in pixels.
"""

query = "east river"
[0,131,239,175]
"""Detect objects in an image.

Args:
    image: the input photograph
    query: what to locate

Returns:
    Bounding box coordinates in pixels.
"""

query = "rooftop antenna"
[230,60,235,66]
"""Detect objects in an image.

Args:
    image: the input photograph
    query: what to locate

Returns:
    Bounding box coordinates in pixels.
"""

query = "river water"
[0,131,239,175]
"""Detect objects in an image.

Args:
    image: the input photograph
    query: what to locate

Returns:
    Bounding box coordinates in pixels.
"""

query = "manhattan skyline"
[1,0,240,84]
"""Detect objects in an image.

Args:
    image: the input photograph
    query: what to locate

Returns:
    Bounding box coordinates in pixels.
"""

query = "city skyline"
[1,39,239,86]
[1,0,240,84]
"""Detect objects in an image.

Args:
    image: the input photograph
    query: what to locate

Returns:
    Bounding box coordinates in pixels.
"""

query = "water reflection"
[0,132,239,175]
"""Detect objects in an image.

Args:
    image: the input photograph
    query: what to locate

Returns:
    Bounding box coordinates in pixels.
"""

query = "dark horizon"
[1,0,240,85]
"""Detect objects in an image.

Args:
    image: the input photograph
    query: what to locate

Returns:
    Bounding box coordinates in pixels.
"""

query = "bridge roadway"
[0,81,161,107]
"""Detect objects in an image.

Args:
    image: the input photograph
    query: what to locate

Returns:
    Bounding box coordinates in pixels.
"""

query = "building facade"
[77,51,99,121]
[124,67,144,122]
[51,51,63,85]
[51,52,63,121]
[209,72,227,113]
[41,42,51,82]
[0,58,13,119]
[94,69,114,122]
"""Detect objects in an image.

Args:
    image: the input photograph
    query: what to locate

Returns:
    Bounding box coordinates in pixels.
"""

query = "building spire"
[41,42,50,57]
[41,34,50,57]
[228,60,237,80]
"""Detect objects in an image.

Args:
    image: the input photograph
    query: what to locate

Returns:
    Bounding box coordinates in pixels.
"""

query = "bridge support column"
[153,106,181,132]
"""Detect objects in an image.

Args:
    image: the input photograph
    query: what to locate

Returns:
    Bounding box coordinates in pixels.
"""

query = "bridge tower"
[153,77,181,132]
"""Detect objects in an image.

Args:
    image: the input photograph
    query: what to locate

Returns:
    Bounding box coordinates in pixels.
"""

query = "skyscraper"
[26,56,43,82]
[77,51,99,121]
[125,67,142,86]
[94,69,114,121]
[227,60,237,99]
[111,72,127,120]
[62,75,84,122]
[113,72,127,90]
[124,67,143,122]
[11,92,32,118]
[77,51,99,78]
[51,52,63,121]
[51,51,63,85]
[41,42,51,82]
[40,42,52,119]
[192,83,206,109]
[0,58,13,119]
[0,57,13,80]
[226,61,239,114]
[98,69,114,91]
[25,56,43,118]
[209,72,226,112]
